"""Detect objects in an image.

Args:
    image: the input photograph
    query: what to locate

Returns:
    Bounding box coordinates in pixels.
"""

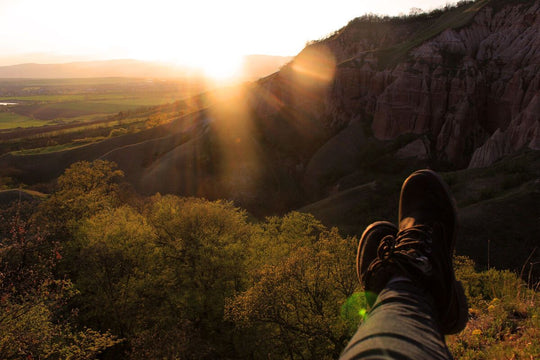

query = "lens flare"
[291,45,336,85]
[341,292,369,326]
[207,85,262,207]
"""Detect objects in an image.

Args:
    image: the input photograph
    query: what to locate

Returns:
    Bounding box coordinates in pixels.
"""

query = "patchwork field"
[0,77,205,129]
[0,111,48,129]
[0,78,210,155]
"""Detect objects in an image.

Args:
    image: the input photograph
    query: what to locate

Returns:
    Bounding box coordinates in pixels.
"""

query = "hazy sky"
[0,0,457,72]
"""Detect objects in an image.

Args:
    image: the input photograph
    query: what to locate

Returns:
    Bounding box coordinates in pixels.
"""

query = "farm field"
[0,77,206,129]
[0,111,48,129]
[0,77,210,155]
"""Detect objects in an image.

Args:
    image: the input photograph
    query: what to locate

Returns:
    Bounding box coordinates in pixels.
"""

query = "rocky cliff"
[254,0,540,169]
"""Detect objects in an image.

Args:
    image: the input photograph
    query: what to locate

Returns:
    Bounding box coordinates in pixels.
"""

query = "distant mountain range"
[0,55,292,80]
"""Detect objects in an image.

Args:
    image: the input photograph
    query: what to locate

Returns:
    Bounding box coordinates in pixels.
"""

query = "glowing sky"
[0,0,457,69]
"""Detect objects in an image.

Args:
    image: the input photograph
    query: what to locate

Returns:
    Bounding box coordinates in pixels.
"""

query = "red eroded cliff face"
[256,0,540,169]
[372,2,539,168]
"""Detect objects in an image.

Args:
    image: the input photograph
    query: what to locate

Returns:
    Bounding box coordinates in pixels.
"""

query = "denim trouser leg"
[340,281,453,360]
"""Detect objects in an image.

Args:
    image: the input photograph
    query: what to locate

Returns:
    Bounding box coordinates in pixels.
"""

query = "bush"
[109,127,128,137]
[22,161,540,359]
[0,211,119,359]
[226,213,360,359]
[448,256,539,359]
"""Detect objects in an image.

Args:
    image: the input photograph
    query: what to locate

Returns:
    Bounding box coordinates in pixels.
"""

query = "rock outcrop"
[373,1,540,167]
[256,0,540,169]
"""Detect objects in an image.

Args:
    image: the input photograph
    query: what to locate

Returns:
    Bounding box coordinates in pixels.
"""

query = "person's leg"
[340,279,453,360]
[341,170,468,359]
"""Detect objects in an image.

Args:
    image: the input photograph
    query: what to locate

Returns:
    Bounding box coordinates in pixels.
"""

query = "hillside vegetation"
[1,160,538,359]
[300,149,540,279]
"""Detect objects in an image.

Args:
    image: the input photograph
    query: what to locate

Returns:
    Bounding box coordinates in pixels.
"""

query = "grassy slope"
[0,112,47,129]
[2,95,185,122]
[300,150,540,276]
[376,0,490,68]
[448,256,539,359]
[0,188,46,205]
[0,107,204,185]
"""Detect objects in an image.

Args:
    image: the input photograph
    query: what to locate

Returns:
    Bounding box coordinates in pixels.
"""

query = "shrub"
[0,211,119,359]
[109,127,128,137]
[226,213,360,359]
[448,256,539,359]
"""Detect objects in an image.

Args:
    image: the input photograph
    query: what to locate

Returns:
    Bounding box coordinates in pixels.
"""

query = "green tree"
[35,160,124,240]
[72,205,157,338]
[135,195,255,359]
[68,195,257,359]
[226,212,360,359]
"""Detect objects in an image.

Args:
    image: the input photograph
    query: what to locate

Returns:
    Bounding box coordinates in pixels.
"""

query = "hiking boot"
[356,221,398,308]
[397,169,468,334]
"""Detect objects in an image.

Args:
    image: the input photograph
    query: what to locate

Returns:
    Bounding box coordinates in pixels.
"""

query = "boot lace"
[366,225,433,282]
[377,234,396,261]
[363,225,434,292]
[393,225,433,275]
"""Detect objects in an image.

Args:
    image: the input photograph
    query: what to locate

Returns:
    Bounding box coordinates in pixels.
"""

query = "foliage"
[35,160,124,239]
[226,213,360,359]
[56,160,124,203]
[7,160,538,359]
[134,195,255,358]
[108,127,128,137]
[72,206,157,337]
[0,176,14,190]
[0,209,119,359]
[448,256,540,359]
[315,0,479,46]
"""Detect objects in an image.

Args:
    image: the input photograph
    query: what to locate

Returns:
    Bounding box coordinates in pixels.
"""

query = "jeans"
[340,280,453,360]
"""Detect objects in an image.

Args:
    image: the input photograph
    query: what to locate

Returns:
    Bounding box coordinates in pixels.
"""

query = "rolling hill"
[0,55,292,80]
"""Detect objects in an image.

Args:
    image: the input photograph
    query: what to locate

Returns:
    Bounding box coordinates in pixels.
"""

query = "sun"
[168,52,244,83]
[198,55,243,81]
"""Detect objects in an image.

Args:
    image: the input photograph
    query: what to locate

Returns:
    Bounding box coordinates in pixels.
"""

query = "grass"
[0,97,178,129]
[299,147,540,283]
[41,100,144,113]
[12,140,102,155]
[441,150,540,207]
[0,104,182,155]
[448,256,540,359]
[0,188,46,198]
[94,95,188,107]
[0,77,150,86]
[7,97,176,121]
[0,77,202,130]
[0,94,89,102]
[376,0,490,68]
[0,94,187,106]
[0,112,48,129]
[15,118,145,142]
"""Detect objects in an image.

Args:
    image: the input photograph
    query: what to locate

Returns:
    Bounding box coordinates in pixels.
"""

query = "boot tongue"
[400,205,442,229]
[399,216,427,230]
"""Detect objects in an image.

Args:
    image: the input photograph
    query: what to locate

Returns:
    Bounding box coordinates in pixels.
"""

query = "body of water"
[0,102,18,106]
